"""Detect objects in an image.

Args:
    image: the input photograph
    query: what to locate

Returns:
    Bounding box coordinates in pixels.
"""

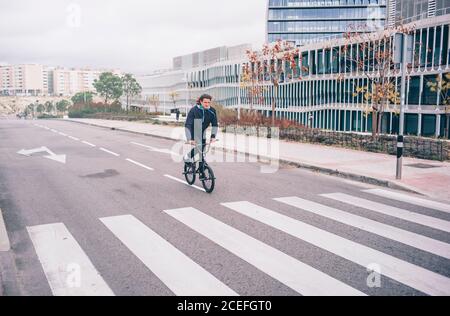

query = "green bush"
[38,114,59,119]
[68,107,97,118]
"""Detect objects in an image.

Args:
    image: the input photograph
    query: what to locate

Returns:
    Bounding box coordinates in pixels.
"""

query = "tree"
[336,25,412,138]
[36,103,45,114]
[148,94,160,114]
[427,73,450,139]
[71,92,94,106]
[122,74,142,113]
[27,103,35,118]
[243,40,300,127]
[56,100,70,115]
[169,91,179,110]
[44,101,54,114]
[93,72,123,106]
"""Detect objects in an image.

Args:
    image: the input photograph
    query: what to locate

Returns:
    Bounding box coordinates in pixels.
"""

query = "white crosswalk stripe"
[222,201,450,296]
[27,223,114,296]
[275,197,450,259]
[26,191,450,296]
[363,189,450,214]
[322,193,450,233]
[164,207,366,296]
[100,215,237,296]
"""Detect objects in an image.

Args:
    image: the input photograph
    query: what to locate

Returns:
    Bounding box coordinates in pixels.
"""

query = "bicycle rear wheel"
[201,165,215,193]
[184,163,196,185]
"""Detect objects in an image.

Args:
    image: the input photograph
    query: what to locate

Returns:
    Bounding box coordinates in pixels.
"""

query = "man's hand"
[210,138,217,144]
[189,140,197,146]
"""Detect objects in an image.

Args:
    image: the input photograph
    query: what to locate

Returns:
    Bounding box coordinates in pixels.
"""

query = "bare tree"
[148,94,160,114]
[243,40,300,127]
[169,91,179,110]
[333,24,413,138]
[427,73,450,139]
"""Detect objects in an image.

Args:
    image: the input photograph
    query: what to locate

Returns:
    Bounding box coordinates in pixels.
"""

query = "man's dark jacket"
[185,105,218,141]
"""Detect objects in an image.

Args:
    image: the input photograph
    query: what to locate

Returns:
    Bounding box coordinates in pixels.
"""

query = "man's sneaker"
[183,155,194,164]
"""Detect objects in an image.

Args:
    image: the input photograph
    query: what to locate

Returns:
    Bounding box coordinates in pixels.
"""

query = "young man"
[184,94,218,178]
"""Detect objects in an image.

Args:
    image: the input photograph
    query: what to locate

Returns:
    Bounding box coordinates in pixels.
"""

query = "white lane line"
[68,136,80,141]
[164,175,205,192]
[58,132,68,137]
[81,141,96,147]
[131,142,182,158]
[322,193,450,233]
[131,142,152,149]
[222,201,450,296]
[164,207,365,296]
[101,215,237,296]
[44,127,50,130]
[99,148,120,157]
[27,223,114,296]
[364,189,450,214]
[125,159,154,171]
[51,129,59,133]
[275,197,450,260]
[0,208,11,252]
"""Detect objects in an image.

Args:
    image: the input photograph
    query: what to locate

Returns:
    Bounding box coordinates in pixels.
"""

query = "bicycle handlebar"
[185,140,219,155]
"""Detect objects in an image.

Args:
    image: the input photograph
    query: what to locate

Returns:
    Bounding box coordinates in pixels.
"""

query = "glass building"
[136,6,450,139]
[267,0,388,46]
[388,0,450,26]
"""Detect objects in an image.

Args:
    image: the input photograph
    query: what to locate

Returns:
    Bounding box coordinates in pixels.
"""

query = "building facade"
[136,45,249,114]
[52,68,121,96]
[388,0,450,26]
[0,65,121,97]
[0,64,45,96]
[267,0,387,46]
[138,12,450,139]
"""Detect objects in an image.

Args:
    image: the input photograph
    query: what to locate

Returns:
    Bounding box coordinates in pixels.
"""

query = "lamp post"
[394,33,414,180]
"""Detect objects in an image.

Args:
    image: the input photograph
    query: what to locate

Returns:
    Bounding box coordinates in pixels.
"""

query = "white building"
[0,64,44,96]
[135,44,250,114]
[52,68,121,96]
[0,64,121,97]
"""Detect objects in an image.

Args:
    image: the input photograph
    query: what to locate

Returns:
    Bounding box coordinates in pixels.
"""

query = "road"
[0,119,449,296]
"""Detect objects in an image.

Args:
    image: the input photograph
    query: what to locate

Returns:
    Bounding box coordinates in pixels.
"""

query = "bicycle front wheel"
[184,163,196,185]
[201,165,215,193]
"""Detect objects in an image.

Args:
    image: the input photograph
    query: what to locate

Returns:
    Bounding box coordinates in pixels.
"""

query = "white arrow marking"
[17,147,66,164]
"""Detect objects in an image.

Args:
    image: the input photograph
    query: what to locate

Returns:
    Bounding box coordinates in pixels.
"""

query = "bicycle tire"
[201,165,215,193]
[184,163,196,185]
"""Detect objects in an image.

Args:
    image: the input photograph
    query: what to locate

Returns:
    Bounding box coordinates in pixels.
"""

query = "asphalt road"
[0,119,449,296]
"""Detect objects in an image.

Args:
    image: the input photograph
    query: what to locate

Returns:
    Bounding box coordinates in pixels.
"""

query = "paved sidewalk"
[64,118,450,203]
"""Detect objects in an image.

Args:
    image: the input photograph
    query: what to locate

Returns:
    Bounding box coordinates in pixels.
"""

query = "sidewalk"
[64,118,450,203]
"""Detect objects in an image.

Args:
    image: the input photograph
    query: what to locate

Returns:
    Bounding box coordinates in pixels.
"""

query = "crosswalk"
[25,189,450,296]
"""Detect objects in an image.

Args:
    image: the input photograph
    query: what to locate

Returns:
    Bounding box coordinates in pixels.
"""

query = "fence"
[224,125,449,162]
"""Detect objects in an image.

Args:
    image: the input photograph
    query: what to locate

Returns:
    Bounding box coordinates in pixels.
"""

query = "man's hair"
[198,94,213,103]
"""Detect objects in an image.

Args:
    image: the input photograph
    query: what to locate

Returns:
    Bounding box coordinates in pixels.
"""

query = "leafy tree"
[45,101,54,114]
[27,103,35,118]
[71,92,94,105]
[122,74,142,112]
[56,100,71,114]
[36,103,45,114]
[93,72,123,105]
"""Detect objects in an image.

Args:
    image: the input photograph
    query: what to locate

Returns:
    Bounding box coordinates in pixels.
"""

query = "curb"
[63,119,425,196]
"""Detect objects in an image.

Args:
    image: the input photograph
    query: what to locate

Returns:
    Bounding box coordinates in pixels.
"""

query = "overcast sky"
[0,0,266,74]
